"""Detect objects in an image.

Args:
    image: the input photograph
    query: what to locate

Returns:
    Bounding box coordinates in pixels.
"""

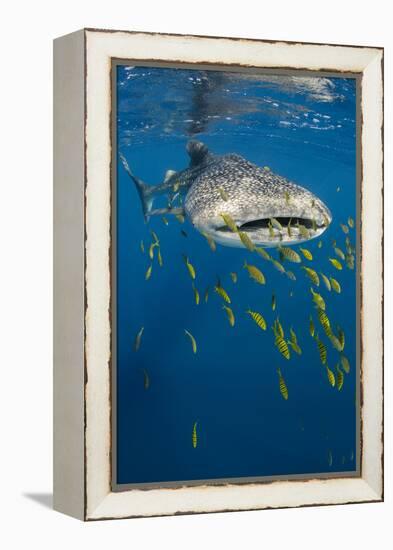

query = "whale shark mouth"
[208,212,331,247]
[217,216,325,233]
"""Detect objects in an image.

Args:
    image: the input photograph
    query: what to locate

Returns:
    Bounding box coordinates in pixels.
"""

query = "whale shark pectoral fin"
[164,169,177,183]
[119,152,155,221]
[186,140,210,167]
[148,206,185,219]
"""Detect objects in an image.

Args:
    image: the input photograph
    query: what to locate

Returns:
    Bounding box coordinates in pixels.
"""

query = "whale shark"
[120,140,332,248]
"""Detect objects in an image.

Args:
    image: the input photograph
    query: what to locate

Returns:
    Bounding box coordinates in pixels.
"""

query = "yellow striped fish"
[246,309,267,331]
[271,259,286,274]
[238,231,255,251]
[279,246,301,263]
[145,263,153,280]
[243,261,265,284]
[184,329,197,354]
[345,236,355,254]
[300,247,313,260]
[214,282,231,304]
[326,365,336,387]
[274,334,290,360]
[340,355,350,374]
[298,224,310,239]
[220,213,238,233]
[277,368,289,400]
[289,327,298,344]
[182,254,196,279]
[192,422,198,448]
[201,231,217,252]
[204,287,209,303]
[218,187,229,201]
[271,294,276,311]
[330,277,341,293]
[161,216,169,226]
[285,270,296,281]
[270,218,283,231]
[317,308,331,336]
[340,223,349,234]
[346,254,355,270]
[337,328,345,350]
[175,213,185,223]
[150,230,159,245]
[149,241,158,260]
[287,218,292,237]
[316,336,327,364]
[309,316,315,338]
[348,217,355,228]
[142,368,150,390]
[320,272,331,291]
[192,283,200,305]
[347,252,355,265]
[157,248,163,267]
[310,288,326,310]
[140,240,145,254]
[288,328,302,355]
[274,318,285,338]
[302,266,320,286]
[288,340,302,355]
[317,241,323,249]
[134,326,144,352]
[223,305,235,327]
[255,247,271,261]
[334,247,346,260]
[329,258,343,270]
[336,365,344,391]
[230,272,238,283]
[329,332,344,352]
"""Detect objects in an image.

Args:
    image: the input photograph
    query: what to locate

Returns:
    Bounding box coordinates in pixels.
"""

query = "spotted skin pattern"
[122,140,332,248]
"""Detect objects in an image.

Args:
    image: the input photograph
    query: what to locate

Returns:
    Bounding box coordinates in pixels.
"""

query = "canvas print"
[114,64,358,487]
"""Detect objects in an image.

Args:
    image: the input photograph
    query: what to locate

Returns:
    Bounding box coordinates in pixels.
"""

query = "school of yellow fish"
[134,203,356,454]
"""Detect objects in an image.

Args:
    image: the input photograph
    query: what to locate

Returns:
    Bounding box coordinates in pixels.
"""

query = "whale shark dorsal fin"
[187,140,210,167]
[164,169,176,183]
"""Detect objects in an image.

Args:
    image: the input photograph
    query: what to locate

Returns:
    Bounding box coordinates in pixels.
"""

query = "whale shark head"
[199,192,332,248]
[184,146,332,248]
[120,140,332,248]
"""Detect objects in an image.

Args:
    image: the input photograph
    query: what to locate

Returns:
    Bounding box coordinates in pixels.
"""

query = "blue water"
[116,66,358,485]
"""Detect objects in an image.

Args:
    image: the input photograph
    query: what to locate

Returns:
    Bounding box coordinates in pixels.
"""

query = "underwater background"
[115,65,358,486]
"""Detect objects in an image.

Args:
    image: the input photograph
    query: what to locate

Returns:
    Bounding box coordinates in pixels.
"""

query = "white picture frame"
[53,28,383,521]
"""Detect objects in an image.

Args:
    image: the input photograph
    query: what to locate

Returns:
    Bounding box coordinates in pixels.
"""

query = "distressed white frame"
[54,29,383,521]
